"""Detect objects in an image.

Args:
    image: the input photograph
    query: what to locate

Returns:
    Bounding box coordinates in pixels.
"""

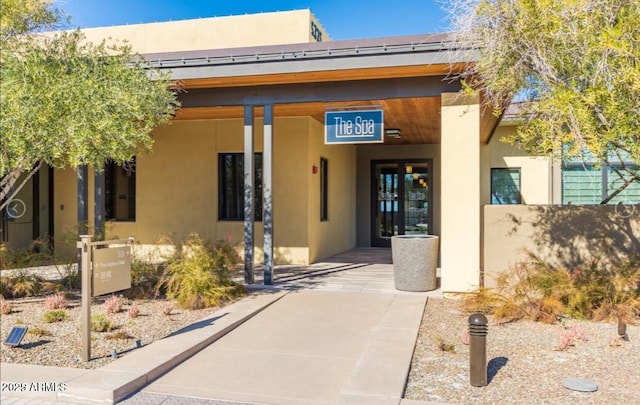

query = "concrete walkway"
[1,248,443,405]
[129,290,427,404]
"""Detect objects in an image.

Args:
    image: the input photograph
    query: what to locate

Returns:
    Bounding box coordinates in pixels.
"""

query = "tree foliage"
[0,0,180,210]
[446,0,640,202]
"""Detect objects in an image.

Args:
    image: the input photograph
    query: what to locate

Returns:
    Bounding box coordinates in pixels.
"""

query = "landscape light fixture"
[385,128,401,138]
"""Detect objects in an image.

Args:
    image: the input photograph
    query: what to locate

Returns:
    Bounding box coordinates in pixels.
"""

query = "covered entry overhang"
[145,33,497,292]
[146,33,497,144]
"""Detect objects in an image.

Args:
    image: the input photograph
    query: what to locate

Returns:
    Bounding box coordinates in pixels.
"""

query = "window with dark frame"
[0,209,7,242]
[562,163,640,204]
[320,157,328,221]
[218,153,263,221]
[105,158,136,221]
[491,168,522,204]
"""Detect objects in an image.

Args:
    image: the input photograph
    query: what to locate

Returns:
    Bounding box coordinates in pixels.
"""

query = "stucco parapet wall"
[140,33,478,80]
[79,9,329,53]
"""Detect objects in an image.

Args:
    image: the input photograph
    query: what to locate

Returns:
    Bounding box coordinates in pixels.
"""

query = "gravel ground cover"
[0,294,237,369]
[2,292,639,405]
[404,298,640,405]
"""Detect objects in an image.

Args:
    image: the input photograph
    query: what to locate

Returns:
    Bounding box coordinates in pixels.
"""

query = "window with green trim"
[491,168,522,204]
[562,164,640,204]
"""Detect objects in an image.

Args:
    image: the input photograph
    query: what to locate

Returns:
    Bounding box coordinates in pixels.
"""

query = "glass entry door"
[372,160,432,247]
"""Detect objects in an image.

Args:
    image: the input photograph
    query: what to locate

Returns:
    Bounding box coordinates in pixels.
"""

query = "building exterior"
[2,10,638,293]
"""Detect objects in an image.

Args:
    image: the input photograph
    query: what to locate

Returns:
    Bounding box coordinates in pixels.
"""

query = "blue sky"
[54,0,451,40]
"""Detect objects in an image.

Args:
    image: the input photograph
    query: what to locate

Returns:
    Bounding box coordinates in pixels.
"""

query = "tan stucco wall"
[307,119,357,263]
[79,10,329,53]
[53,167,82,240]
[355,144,441,247]
[484,126,553,205]
[264,117,310,264]
[5,174,35,249]
[440,93,481,293]
[51,115,358,266]
[129,117,313,264]
[132,120,217,242]
[483,204,640,288]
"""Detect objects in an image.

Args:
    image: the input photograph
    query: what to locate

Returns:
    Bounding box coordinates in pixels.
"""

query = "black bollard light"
[618,318,629,341]
[469,313,488,387]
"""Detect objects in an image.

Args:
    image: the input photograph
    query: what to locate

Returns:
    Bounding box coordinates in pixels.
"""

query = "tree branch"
[0,161,43,211]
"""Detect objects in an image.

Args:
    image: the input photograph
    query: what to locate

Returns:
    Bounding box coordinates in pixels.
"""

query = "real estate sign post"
[78,236,132,361]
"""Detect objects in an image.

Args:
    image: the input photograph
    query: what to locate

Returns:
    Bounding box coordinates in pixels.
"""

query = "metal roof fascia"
[142,32,458,62]
[159,49,477,81]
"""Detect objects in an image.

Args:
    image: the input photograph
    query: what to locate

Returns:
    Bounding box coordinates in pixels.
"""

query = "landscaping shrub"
[461,251,640,323]
[0,277,12,299]
[44,309,68,323]
[51,229,82,291]
[1,270,43,298]
[127,302,140,318]
[58,269,80,291]
[556,325,588,351]
[157,233,244,309]
[104,295,123,314]
[161,303,173,315]
[28,327,52,338]
[0,296,12,315]
[124,256,165,299]
[91,313,115,332]
[0,240,54,270]
[105,330,134,340]
[45,293,68,310]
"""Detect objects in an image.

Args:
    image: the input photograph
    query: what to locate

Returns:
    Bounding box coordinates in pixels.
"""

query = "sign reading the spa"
[325,110,384,144]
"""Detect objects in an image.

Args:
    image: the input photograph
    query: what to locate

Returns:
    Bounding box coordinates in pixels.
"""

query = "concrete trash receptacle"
[391,235,439,291]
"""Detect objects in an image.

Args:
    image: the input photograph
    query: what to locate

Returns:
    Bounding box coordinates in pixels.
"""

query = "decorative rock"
[562,378,598,392]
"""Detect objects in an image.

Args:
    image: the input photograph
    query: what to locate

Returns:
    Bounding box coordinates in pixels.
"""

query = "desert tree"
[0,0,180,211]
[445,0,640,203]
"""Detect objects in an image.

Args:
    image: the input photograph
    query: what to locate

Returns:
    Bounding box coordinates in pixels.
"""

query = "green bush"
[51,229,82,291]
[157,233,244,309]
[28,327,52,337]
[91,313,115,332]
[44,309,68,323]
[57,268,80,291]
[0,240,54,270]
[0,277,13,298]
[124,257,165,299]
[461,251,640,323]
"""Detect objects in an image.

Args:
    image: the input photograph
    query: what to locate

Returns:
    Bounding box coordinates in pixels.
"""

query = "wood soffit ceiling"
[172,63,496,144]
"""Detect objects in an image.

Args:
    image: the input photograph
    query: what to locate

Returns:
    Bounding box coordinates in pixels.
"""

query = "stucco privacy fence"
[391,235,439,291]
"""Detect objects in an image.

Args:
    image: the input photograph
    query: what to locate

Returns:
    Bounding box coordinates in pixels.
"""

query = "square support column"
[440,93,481,292]
[263,105,274,285]
[244,105,255,284]
[77,165,89,234]
[94,169,105,240]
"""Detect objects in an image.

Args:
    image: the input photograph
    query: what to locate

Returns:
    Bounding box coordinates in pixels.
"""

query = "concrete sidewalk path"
[1,291,288,404]
[127,290,427,405]
[2,249,441,405]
